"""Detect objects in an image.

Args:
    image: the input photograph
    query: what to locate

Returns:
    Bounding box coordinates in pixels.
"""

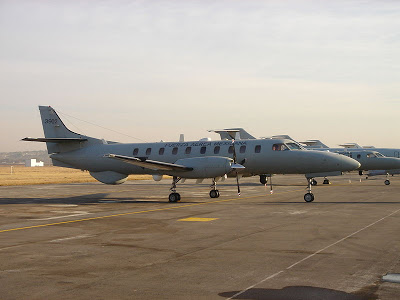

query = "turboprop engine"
[171,156,240,179]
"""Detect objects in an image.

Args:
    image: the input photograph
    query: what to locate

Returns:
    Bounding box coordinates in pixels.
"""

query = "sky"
[1,0,399,152]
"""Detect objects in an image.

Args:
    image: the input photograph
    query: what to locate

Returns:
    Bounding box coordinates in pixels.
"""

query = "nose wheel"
[210,189,220,198]
[384,179,390,185]
[209,178,220,198]
[169,176,182,202]
[304,178,315,202]
[169,192,181,202]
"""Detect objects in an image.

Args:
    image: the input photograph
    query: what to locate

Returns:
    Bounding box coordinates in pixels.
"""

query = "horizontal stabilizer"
[209,128,256,140]
[300,140,329,148]
[339,143,362,149]
[22,137,88,143]
[105,154,193,172]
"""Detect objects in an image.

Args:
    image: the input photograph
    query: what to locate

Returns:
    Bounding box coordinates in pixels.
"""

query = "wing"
[22,137,88,143]
[105,154,193,172]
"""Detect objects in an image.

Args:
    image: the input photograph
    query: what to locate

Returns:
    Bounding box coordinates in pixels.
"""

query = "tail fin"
[39,106,82,140]
[23,106,102,154]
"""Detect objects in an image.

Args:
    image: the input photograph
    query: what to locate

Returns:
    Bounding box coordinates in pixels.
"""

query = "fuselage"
[305,147,400,171]
[52,138,360,177]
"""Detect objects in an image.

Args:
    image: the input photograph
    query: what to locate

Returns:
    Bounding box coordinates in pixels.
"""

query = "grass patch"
[0,165,152,186]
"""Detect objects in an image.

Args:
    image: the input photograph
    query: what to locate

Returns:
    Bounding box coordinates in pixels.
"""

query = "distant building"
[25,159,44,167]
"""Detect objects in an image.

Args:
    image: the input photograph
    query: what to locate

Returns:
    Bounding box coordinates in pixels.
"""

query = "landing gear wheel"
[384,180,390,185]
[169,193,181,202]
[304,192,315,203]
[260,175,268,185]
[210,190,220,198]
[311,179,318,186]
[323,179,330,184]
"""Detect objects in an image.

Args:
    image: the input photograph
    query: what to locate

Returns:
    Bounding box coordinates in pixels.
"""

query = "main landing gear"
[304,178,315,203]
[168,177,222,202]
[210,178,220,198]
[169,176,181,202]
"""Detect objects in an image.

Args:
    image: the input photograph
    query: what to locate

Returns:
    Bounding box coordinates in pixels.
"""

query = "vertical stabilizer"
[39,106,81,139]
[38,106,101,153]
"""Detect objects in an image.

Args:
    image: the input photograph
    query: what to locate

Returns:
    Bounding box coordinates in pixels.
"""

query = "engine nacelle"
[89,171,128,185]
[172,156,233,179]
[152,174,163,181]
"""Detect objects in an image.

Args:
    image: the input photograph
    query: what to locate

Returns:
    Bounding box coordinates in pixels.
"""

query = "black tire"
[311,179,317,186]
[304,192,314,203]
[169,193,180,202]
[169,193,176,202]
[323,179,330,184]
[210,190,218,198]
[384,180,390,186]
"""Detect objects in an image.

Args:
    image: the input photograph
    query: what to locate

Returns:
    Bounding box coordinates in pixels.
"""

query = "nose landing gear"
[209,178,220,198]
[304,178,315,202]
[169,176,181,202]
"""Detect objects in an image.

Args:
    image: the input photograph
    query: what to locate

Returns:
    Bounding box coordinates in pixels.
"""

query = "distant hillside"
[0,151,52,165]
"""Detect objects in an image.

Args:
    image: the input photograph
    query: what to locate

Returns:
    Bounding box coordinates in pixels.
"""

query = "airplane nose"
[341,156,361,171]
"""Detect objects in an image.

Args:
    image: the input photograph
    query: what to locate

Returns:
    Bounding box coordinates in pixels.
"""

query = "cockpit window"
[375,152,384,157]
[272,143,289,151]
[367,153,377,158]
[286,143,301,150]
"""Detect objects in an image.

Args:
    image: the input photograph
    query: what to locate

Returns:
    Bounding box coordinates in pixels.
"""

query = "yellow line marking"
[0,188,304,234]
[178,217,218,222]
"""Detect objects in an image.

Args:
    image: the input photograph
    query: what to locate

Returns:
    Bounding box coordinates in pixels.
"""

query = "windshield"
[272,143,289,151]
[286,143,302,150]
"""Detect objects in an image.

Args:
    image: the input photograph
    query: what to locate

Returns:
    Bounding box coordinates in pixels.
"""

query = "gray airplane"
[214,129,400,186]
[301,140,400,185]
[22,106,360,203]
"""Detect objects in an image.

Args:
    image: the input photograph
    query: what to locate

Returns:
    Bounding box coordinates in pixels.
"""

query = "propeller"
[231,140,245,196]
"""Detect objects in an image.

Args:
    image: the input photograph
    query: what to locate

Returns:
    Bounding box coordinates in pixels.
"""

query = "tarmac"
[0,174,399,299]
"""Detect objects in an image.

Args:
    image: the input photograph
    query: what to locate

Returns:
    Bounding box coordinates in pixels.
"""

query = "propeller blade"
[231,140,243,196]
[236,171,241,196]
[231,140,237,163]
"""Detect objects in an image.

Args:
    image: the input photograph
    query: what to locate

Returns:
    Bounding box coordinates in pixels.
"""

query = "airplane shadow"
[258,201,400,205]
[219,285,377,300]
[0,193,201,205]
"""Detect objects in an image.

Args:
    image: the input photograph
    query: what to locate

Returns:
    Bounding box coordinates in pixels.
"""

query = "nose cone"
[340,155,361,171]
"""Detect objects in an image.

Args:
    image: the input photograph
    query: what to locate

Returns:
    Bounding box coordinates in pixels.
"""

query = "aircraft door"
[395,151,400,158]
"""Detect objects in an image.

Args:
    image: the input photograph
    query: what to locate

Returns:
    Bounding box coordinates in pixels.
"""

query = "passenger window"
[172,147,178,155]
[200,146,206,154]
[349,153,353,158]
[255,145,261,153]
[133,148,139,156]
[185,147,192,154]
[357,154,361,159]
[159,148,165,155]
[146,148,152,155]
[228,146,234,154]
[214,146,220,154]
[240,145,246,153]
